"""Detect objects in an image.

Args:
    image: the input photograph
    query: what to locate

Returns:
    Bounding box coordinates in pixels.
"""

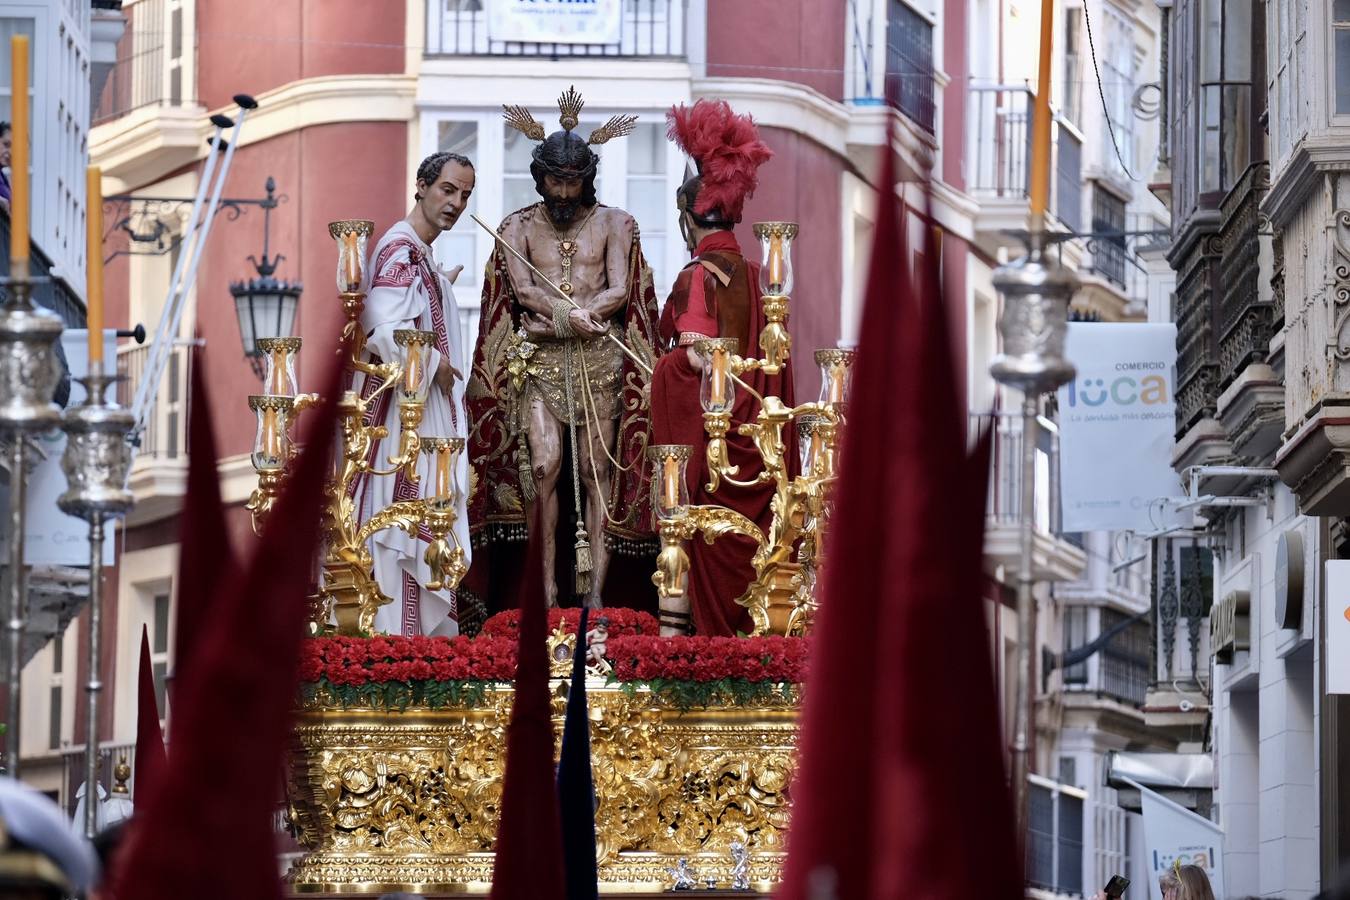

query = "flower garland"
[479,607,660,638]
[299,631,806,711]
[606,634,807,708]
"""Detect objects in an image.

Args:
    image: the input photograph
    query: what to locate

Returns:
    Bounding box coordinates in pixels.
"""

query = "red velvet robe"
[650,232,794,636]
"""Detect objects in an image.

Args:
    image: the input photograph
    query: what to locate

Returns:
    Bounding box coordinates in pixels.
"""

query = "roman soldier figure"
[649,99,791,636]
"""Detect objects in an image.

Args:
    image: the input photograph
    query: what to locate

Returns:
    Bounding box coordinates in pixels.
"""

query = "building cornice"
[92,74,417,191]
[1263,136,1350,230]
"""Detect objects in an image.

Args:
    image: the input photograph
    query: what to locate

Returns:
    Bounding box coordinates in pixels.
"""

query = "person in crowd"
[0,777,98,899]
[0,121,11,215]
[1158,863,1216,900]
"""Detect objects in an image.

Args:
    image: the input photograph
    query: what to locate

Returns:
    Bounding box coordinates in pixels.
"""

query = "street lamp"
[230,177,301,378]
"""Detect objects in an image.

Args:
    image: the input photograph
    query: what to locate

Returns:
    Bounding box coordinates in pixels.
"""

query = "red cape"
[649,239,794,635]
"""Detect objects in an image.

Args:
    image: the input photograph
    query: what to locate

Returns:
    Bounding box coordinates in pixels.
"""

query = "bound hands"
[520,306,608,339]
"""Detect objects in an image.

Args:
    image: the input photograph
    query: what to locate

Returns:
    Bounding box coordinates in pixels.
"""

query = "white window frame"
[113,544,177,742]
[418,108,688,344]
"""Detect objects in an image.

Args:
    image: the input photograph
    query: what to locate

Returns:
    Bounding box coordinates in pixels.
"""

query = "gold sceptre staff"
[468,213,768,402]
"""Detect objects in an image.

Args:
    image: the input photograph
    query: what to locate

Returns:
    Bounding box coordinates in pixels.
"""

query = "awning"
[1105,751,1213,790]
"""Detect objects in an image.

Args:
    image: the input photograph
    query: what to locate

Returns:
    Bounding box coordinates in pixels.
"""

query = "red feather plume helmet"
[667,99,773,225]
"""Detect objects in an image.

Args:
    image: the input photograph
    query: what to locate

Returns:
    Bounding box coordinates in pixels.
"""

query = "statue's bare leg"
[526,395,564,608]
[578,413,618,609]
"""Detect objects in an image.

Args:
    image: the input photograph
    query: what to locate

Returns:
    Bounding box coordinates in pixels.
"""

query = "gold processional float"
[245,220,853,893]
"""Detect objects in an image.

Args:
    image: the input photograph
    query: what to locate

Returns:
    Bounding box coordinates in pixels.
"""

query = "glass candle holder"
[393,329,437,402]
[328,220,374,294]
[256,336,301,397]
[815,348,857,406]
[422,437,465,508]
[696,338,739,415]
[797,414,825,479]
[753,222,798,296]
[648,444,692,520]
[248,394,295,472]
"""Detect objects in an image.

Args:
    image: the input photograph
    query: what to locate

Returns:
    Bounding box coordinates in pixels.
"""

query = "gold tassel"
[517,442,536,504]
[574,523,593,595]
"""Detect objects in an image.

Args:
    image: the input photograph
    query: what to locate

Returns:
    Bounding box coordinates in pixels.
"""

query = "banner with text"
[1325,561,1350,693]
[1056,323,1181,532]
[488,0,623,45]
[1128,778,1225,896]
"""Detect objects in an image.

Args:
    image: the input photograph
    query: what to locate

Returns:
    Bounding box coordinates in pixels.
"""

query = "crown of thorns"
[502,85,638,147]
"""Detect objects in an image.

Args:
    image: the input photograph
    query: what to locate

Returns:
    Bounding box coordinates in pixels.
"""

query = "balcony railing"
[0,210,87,332]
[118,341,191,462]
[968,83,1083,231]
[425,0,687,58]
[970,410,1062,536]
[882,0,935,133]
[1063,606,1150,707]
[93,0,192,124]
[1216,162,1272,390]
[1028,775,1086,895]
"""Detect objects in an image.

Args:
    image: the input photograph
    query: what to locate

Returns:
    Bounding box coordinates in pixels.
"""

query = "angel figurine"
[665,857,699,891]
[729,841,751,891]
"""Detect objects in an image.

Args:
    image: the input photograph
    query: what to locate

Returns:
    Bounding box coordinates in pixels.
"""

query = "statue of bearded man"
[465,88,660,610]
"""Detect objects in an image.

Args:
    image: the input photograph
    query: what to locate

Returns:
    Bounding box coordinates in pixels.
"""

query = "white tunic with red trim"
[352,220,471,637]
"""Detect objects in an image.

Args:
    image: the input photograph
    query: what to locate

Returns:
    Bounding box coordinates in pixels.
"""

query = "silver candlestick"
[58,369,134,838]
[989,230,1077,849]
[0,275,64,778]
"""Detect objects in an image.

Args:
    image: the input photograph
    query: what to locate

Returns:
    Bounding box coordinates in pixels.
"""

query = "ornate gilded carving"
[286,686,796,893]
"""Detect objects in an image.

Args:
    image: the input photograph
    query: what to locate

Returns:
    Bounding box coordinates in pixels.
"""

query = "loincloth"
[523,334,623,426]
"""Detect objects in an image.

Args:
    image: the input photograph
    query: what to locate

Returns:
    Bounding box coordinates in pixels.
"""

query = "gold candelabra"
[649,222,854,636]
[245,220,470,635]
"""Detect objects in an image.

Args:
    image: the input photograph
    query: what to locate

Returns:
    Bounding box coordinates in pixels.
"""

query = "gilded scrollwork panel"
[286,687,797,892]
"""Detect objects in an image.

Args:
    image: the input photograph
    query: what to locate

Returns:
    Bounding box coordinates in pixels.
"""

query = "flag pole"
[988,0,1079,857]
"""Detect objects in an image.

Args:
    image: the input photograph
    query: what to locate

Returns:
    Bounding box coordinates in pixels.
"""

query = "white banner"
[487,0,623,45]
[1128,778,1225,896]
[1325,561,1350,693]
[23,331,117,567]
[1056,323,1181,532]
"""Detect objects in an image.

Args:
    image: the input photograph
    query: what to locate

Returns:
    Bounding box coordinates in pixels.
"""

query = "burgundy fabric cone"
[779,137,1020,899]
[132,625,166,807]
[489,505,565,900]
[109,348,345,900]
[170,354,235,723]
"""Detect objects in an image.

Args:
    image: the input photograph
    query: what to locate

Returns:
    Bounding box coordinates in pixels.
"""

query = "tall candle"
[405,346,421,395]
[434,447,451,499]
[662,456,679,509]
[86,167,104,365]
[827,363,845,405]
[710,349,727,407]
[268,347,286,394]
[343,231,360,289]
[767,234,783,288]
[261,407,280,460]
[9,35,29,267]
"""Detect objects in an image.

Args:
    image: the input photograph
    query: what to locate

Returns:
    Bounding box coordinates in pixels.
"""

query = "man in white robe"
[352,152,475,636]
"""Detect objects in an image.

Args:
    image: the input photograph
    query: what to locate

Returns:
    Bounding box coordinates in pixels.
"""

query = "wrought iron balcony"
[425,0,687,58]
[969,412,1086,583]
[1062,605,1150,707]
[93,0,193,125]
[1027,775,1086,896]
[1216,162,1273,390]
[967,83,1084,233]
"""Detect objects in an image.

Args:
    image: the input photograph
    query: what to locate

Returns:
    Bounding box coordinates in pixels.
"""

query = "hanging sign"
[487,0,624,45]
[1056,323,1181,532]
